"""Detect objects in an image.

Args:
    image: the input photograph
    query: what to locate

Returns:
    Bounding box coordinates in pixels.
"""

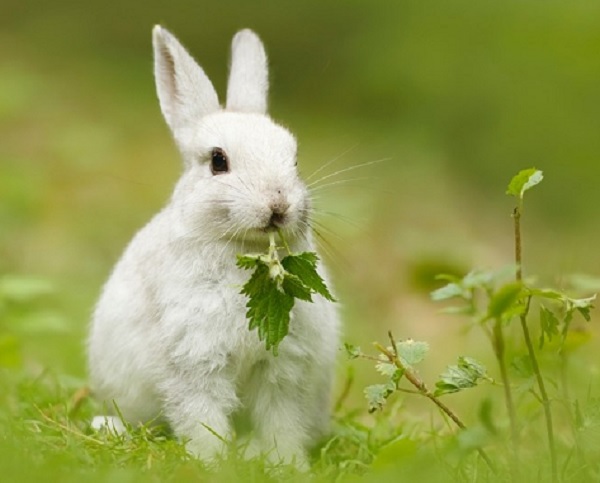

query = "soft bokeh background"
[3,0,600,409]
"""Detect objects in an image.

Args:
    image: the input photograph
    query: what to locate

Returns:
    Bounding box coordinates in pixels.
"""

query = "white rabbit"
[87,25,340,468]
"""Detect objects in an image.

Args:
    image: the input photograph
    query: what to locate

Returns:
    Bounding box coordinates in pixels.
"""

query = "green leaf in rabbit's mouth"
[236,230,335,355]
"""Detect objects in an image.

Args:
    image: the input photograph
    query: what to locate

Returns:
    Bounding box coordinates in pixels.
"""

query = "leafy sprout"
[506,168,544,200]
[237,232,335,355]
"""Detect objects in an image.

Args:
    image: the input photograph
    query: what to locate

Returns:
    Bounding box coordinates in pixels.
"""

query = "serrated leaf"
[364,382,395,413]
[344,342,362,359]
[487,282,524,320]
[397,340,429,367]
[435,356,488,396]
[235,254,261,270]
[435,274,462,284]
[238,237,336,355]
[562,294,595,334]
[570,295,596,320]
[241,262,294,355]
[539,306,560,349]
[506,168,543,199]
[281,273,313,302]
[529,287,564,300]
[462,270,497,289]
[282,252,335,301]
[375,361,405,383]
[375,361,396,377]
[431,282,468,302]
[431,269,506,303]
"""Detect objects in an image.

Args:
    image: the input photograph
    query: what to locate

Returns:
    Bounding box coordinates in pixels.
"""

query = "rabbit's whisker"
[304,145,359,182]
[306,157,390,189]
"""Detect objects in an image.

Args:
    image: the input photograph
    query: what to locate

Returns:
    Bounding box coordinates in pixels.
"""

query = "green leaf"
[539,306,560,349]
[238,234,336,355]
[364,382,395,413]
[396,340,429,367]
[344,343,362,359]
[478,398,497,435]
[569,295,596,322]
[529,288,564,300]
[281,252,335,302]
[462,270,497,289]
[557,294,595,339]
[431,269,508,303]
[375,361,405,383]
[241,263,295,355]
[430,282,468,302]
[506,168,543,199]
[435,356,488,396]
[510,354,533,378]
[487,282,524,320]
[235,254,261,270]
[281,273,313,302]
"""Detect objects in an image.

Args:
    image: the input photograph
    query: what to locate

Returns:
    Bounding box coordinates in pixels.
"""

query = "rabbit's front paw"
[90,415,127,435]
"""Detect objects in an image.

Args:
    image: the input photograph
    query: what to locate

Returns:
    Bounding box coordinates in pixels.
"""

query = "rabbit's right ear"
[153,26,220,134]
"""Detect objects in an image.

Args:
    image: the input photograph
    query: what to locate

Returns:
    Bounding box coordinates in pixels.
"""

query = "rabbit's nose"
[270,199,290,216]
[268,198,290,227]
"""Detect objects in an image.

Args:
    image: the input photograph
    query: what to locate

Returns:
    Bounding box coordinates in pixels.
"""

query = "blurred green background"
[2,0,600,393]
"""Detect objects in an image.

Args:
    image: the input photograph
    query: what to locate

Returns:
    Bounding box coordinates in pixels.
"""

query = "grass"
[0,366,496,482]
[3,266,599,482]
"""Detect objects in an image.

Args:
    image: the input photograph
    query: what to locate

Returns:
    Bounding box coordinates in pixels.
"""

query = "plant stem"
[513,204,558,483]
[377,342,465,429]
[514,206,523,281]
[492,317,519,454]
[376,335,496,473]
[334,366,355,412]
[276,228,292,255]
[268,231,277,257]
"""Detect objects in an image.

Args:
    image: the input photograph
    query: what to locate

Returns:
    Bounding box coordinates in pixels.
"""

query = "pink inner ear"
[153,26,220,132]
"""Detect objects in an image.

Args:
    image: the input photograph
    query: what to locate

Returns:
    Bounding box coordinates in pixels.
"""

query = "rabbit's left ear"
[226,29,268,114]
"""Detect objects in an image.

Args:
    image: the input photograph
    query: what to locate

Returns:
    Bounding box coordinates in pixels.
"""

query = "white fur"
[226,29,268,114]
[88,26,340,467]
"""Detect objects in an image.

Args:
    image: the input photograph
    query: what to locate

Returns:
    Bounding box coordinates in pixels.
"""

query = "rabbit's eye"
[210,148,229,175]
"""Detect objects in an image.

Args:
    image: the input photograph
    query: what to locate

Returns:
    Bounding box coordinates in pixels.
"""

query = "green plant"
[347,168,597,481]
[236,229,335,354]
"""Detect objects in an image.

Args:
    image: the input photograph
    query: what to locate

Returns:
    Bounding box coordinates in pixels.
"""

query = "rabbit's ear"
[153,26,220,132]
[226,29,268,114]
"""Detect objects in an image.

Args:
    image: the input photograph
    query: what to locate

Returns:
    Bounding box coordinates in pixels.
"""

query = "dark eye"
[210,148,229,175]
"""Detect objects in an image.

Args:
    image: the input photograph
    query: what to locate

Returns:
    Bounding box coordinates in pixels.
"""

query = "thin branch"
[492,317,519,450]
[373,339,496,473]
[514,204,558,483]
[334,367,355,412]
[374,343,465,430]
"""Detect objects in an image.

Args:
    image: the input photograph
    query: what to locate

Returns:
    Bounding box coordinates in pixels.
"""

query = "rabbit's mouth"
[263,211,287,231]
